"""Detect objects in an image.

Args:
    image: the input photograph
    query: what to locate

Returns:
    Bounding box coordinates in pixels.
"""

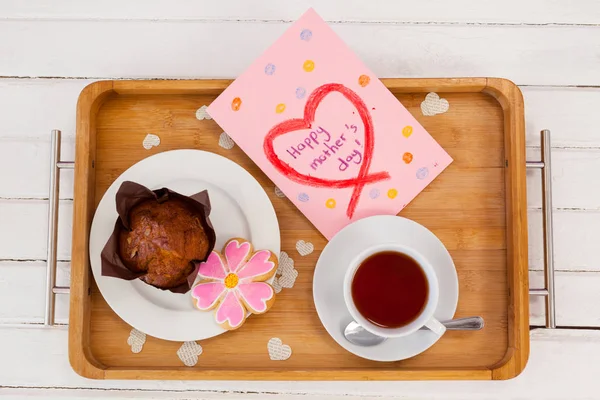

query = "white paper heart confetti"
[272,276,283,294]
[267,337,292,361]
[218,132,235,150]
[295,240,314,256]
[195,105,212,120]
[277,251,295,276]
[278,268,298,289]
[142,133,161,150]
[275,251,298,291]
[177,341,203,367]
[421,92,449,116]
[127,329,146,354]
[274,187,286,198]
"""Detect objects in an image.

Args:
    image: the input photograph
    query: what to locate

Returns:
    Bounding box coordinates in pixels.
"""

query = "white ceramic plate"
[89,150,280,342]
[313,215,458,362]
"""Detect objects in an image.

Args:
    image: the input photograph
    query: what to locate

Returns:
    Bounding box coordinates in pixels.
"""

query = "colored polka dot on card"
[369,188,380,199]
[325,198,336,208]
[358,75,370,87]
[303,60,315,72]
[300,29,312,41]
[403,152,413,164]
[231,97,242,111]
[402,126,413,138]
[275,103,286,114]
[265,63,276,75]
[298,192,310,202]
[387,189,398,199]
[296,87,306,99]
[416,167,429,180]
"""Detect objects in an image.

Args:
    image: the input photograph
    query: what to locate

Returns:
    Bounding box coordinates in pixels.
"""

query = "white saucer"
[89,150,280,342]
[313,215,458,362]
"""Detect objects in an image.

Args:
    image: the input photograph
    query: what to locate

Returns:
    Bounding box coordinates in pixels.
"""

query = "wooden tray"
[69,78,529,380]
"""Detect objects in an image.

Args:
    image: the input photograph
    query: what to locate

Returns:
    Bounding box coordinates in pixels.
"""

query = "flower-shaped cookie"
[191,238,278,330]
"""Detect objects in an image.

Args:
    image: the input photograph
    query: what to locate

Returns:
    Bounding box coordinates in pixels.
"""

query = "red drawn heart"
[263,83,390,218]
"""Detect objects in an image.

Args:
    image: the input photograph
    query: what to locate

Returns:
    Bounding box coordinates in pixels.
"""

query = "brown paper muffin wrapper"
[100,181,216,294]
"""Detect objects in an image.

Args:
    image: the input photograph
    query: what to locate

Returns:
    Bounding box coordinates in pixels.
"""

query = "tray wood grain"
[69,78,528,380]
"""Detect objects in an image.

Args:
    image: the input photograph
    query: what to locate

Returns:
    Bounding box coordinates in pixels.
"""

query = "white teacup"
[343,243,446,338]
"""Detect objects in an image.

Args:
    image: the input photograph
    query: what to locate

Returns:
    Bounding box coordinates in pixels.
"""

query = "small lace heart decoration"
[177,341,203,367]
[272,276,283,294]
[278,268,298,289]
[268,337,292,361]
[274,187,286,198]
[295,240,314,256]
[218,132,235,150]
[277,251,295,276]
[275,251,298,290]
[142,134,161,150]
[421,92,449,116]
[196,105,212,120]
[127,329,146,353]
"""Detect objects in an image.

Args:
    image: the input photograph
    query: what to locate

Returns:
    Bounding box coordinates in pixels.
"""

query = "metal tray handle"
[527,129,556,328]
[44,130,72,326]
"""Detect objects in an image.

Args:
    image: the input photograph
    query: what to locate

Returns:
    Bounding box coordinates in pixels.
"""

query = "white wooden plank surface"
[529,271,600,327]
[0,200,72,260]
[526,149,600,211]
[1,22,599,86]
[1,2,599,398]
[0,138,75,199]
[528,210,600,273]
[0,327,597,400]
[3,0,600,25]
[523,87,600,149]
[0,261,70,325]
[0,79,88,140]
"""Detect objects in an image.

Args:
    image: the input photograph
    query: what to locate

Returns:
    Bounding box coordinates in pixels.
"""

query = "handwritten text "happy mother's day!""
[285,124,363,172]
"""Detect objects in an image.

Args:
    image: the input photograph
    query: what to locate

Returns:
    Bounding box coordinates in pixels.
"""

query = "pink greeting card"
[208,8,452,239]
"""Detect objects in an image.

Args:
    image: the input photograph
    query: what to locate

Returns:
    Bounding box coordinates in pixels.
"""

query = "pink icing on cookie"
[237,250,276,281]
[198,251,227,280]
[191,282,226,310]
[237,282,274,313]
[215,290,245,328]
[225,240,252,273]
[191,238,278,330]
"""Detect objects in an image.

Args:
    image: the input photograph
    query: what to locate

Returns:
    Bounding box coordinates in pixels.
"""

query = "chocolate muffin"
[118,198,211,289]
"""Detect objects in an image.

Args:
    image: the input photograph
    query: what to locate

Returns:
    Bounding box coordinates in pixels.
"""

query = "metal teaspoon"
[344,316,485,347]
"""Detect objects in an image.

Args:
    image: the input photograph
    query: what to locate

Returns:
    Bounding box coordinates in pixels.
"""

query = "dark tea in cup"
[351,251,429,328]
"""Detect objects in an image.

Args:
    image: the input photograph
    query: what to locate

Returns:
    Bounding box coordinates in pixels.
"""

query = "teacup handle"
[425,317,446,336]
